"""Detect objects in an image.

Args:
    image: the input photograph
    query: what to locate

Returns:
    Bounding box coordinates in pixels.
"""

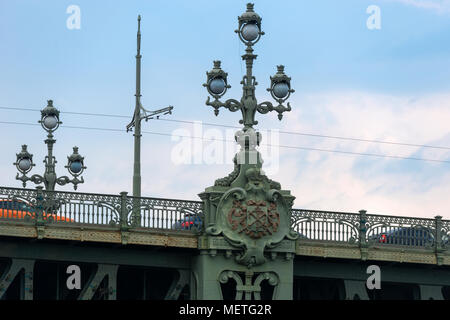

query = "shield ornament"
[203,167,297,267]
[228,200,280,239]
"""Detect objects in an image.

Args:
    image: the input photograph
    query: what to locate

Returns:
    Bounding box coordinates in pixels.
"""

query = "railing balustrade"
[0,186,448,251]
[0,186,203,232]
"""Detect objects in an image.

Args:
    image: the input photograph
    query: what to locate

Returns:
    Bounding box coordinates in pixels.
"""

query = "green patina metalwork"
[126,16,173,224]
[203,4,293,128]
[2,5,449,300]
[0,185,448,251]
[200,3,298,269]
[13,100,86,191]
[195,3,299,299]
[0,185,449,300]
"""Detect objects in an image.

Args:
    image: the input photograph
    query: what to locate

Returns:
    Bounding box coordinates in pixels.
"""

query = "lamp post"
[203,3,294,185]
[126,15,173,225]
[194,4,298,297]
[14,100,86,191]
[203,3,294,131]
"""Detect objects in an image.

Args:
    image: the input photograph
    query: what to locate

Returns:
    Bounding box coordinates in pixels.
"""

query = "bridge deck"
[0,186,448,266]
[0,219,448,266]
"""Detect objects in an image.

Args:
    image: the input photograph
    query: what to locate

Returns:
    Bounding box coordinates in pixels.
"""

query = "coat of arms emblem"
[202,167,298,267]
[228,200,280,239]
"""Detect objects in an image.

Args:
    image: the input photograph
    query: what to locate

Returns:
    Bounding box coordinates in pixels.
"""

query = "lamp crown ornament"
[66,146,86,176]
[18,144,31,158]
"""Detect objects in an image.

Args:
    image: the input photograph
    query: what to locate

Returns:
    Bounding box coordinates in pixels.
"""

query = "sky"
[0,0,449,218]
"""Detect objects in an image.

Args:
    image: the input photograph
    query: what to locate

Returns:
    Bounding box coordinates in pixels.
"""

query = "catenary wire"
[1,106,449,150]
[0,120,449,164]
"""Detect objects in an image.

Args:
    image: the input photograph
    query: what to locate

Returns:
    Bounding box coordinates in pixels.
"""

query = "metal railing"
[0,186,203,232]
[0,186,448,250]
[291,208,449,250]
[291,208,360,242]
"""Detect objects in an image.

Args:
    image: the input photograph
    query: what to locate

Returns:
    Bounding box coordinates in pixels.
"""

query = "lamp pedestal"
[195,128,298,299]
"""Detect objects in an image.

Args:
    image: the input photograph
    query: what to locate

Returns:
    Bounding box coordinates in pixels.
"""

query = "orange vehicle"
[0,199,73,222]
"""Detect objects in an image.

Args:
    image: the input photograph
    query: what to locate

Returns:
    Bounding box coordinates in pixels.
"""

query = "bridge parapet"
[0,186,203,232]
[291,208,449,253]
[0,186,448,264]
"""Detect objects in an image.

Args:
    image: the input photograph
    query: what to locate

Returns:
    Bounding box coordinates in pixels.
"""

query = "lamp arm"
[257,101,292,120]
[15,173,44,188]
[206,96,242,116]
[56,175,84,190]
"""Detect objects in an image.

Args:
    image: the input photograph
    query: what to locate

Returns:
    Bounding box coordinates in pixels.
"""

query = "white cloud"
[275,91,450,218]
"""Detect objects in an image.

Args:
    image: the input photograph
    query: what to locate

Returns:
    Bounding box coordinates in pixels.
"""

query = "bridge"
[0,186,448,300]
[2,3,449,302]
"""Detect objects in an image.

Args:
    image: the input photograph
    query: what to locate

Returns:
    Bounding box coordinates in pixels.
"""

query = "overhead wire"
[0,120,449,164]
[1,106,449,150]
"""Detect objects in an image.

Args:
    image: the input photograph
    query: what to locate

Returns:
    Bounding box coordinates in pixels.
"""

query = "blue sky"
[0,0,449,218]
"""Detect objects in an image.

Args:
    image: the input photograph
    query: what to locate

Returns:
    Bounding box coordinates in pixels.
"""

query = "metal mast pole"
[126,16,173,226]
[133,15,142,199]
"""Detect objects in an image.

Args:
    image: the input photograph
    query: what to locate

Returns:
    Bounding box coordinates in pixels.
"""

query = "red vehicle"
[0,199,73,222]
[172,213,202,230]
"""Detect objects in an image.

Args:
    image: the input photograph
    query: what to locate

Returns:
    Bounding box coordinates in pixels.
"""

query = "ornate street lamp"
[198,3,299,270]
[14,100,86,191]
[204,3,294,129]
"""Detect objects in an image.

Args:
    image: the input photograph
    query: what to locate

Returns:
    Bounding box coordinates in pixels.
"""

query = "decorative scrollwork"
[256,101,292,120]
[0,186,446,248]
[290,208,444,249]
[56,175,84,190]
[0,192,37,222]
[137,197,202,211]
[15,173,45,188]
[215,157,240,187]
[442,220,450,250]
[205,96,242,116]
[366,214,435,229]
[254,272,279,289]
[219,270,279,300]
[219,270,243,285]
[365,214,437,247]
[291,209,360,243]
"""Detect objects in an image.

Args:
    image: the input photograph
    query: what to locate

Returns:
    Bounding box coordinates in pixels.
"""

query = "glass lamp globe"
[70,161,82,174]
[241,23,259,41]
[43,115,58,130]
[273,82,289,99]
[209,78,226,95]
[18,158,31,171]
